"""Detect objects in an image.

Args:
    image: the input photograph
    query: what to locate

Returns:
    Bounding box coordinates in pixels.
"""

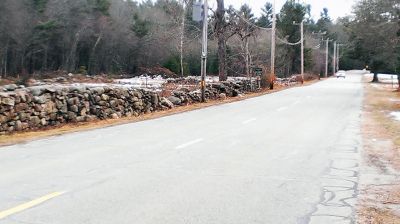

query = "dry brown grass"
[358,79,400,223]
[0,81,317,147]
[358,207,400,224]
[365,82,400,157]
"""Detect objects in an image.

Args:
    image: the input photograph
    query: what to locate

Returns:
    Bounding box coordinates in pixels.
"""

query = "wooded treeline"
[340,0,399,74]
[0,0,398,78]
[0,0,189,76]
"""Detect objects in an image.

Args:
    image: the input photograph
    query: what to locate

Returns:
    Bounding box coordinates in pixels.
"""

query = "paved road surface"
[0,71,364,224]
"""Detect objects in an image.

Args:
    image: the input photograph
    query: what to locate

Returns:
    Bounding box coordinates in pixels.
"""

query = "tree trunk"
[43,45,48,71]
[66,28,85,72]
[260,65,274,89]
[67,37,79,72]
[372,72,379,82]
[179,0,185,77]
[21,49,26,75]
[2,52,6,78]
[4,39,9,77]
[245,37,249,78]
[217,38,226,81]
[216,0,227,81]
[88,34,102,75]
[398,74,400,89]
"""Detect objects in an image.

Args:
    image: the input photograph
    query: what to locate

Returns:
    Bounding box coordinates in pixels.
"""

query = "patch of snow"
[364,73,373,77]
[365,73,399,84]
[378,74,398,79]
[379,74,399,84]
[71,83,108,87]
[389,98,400,102]
[114,75,167,89]
[185,76,247,83]
[390,111,400,121]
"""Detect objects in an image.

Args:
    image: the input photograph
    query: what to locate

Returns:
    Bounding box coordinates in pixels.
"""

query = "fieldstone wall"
[0,81,251,135]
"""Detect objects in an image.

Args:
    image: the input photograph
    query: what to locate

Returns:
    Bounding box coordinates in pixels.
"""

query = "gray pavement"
[0,71,364,224]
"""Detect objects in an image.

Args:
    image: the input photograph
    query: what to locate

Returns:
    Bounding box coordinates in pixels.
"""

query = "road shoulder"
[357,78,400,223]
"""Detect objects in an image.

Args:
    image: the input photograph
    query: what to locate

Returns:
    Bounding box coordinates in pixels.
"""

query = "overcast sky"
[211,0,357,20]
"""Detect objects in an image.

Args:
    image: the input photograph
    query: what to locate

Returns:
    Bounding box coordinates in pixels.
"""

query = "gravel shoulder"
[358,77,400,223]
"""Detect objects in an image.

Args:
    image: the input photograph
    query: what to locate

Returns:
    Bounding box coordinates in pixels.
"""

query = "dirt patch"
[358,207,400,224]
[358,78,400,223]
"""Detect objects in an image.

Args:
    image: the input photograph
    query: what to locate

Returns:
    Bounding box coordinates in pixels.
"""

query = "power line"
[276,36,302,45]
[233,11,273,32]
[275,30,302,46]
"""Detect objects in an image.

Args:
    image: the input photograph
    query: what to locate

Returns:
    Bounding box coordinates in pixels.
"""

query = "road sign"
[253,67,263,76]
[192,1,203,22]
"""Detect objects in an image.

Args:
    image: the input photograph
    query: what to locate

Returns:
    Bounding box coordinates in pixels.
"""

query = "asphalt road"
[0,71,364,224]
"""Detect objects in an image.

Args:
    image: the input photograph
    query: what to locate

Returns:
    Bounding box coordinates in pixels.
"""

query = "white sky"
[215,0,356,20]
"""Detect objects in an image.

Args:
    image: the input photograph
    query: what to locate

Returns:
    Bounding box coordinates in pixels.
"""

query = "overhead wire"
[232,11,273,32]
[276,36,302,45]
[275,30,302,46]
[231,7,304,66]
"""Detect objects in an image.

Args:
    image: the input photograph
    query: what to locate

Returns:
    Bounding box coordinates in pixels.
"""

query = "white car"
[336,70,346,78]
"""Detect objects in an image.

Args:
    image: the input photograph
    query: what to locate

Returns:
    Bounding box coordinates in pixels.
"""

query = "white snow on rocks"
[114,75,167,89]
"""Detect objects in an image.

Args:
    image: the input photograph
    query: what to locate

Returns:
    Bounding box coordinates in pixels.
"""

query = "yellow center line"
[0,191,65,220]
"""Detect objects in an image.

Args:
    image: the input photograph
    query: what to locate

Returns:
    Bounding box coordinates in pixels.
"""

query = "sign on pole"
[192,1,203,22]
[253,67,263,76]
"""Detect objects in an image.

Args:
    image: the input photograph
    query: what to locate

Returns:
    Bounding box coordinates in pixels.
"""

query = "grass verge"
[358,79,400,223]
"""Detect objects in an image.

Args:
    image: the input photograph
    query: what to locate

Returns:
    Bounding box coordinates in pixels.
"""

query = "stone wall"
[0,81,251,135]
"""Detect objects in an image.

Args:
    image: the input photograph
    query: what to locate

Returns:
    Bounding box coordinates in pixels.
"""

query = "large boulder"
[19,112,29,122]
[15,103,29,112]
[232,89,240,97]
[69,105,79,113]
[219,93,227,100]
[132,90,143,98]
[1,97,15,106]
[33,95,50,104]
[3,84,18,91]
[15,120,23,131]
[16,91,28,102]
[167,96,182,105]
[43,101,57,114]
[0,115,8,124]
[66,112,77,122]
[151,93,159,106]
[101,94,109,101]
[160,97,174,108]
[29,116,41,126]
[29,87,44,96]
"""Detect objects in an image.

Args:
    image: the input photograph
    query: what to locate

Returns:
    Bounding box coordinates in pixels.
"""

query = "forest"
[0,0,398,79]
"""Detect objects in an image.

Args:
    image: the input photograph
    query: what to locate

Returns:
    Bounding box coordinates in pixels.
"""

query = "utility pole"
[336,44,341,71]
[245,27,250,78]
[270,0,276,87]
[300,21,304,82]
[293,20,304,82]
[179,0,186,77]
[325,39,329,78]
[333,41,336,75]
[311,31,326,79]
[200,0,208,102]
